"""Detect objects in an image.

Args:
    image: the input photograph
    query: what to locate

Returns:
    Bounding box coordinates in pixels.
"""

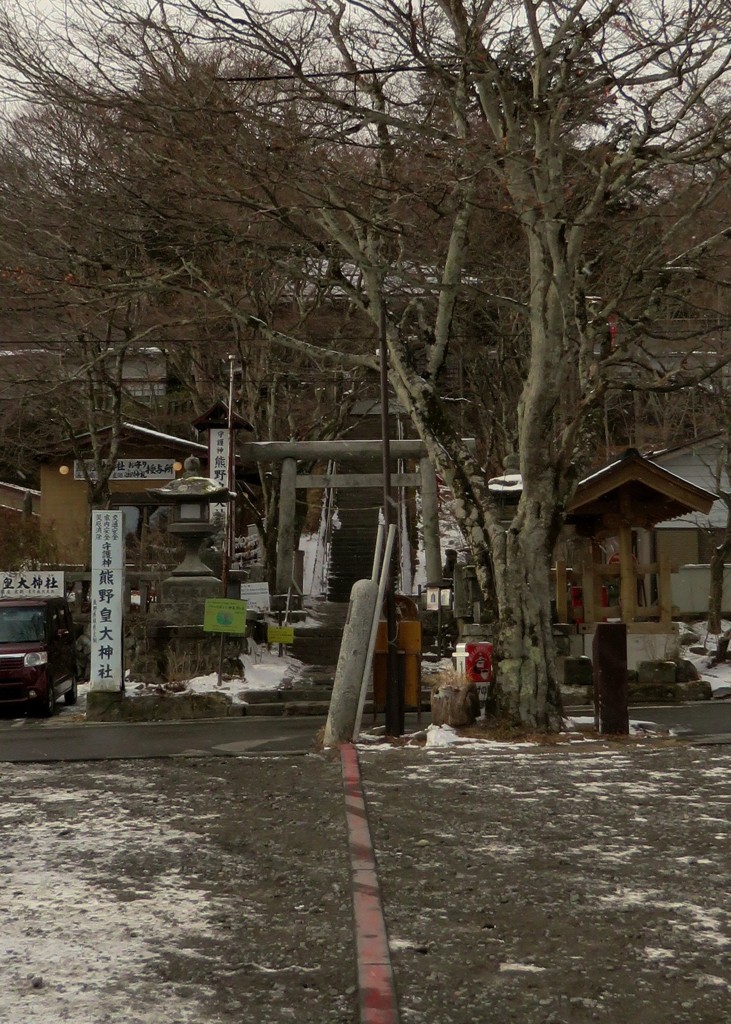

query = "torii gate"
[237,439,464,595]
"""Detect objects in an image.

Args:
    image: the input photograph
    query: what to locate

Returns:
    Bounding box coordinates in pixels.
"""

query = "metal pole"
[219,357,236,686]
[379,305,404,736]
[221,355,236,597]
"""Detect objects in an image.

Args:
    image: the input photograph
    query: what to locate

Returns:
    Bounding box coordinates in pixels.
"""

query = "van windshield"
[0,607,46,643]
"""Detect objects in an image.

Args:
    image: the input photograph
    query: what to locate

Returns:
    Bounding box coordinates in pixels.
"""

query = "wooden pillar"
[591,540,604,623]
[618,522,635,625]
[276,457,297,596]
[419,457,442,585]
[659,554,672,630]
[593,622,629,735]
[582,558,595,625]
[555,559,568,622]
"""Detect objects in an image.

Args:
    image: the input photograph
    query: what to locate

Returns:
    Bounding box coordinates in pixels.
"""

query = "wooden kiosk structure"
[558,449,716,634]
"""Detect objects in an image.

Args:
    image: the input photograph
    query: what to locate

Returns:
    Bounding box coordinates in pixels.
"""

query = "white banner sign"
[0,571,65,599]
[209,428,230,524]
[90,511,124,692]
[75,459,175,482]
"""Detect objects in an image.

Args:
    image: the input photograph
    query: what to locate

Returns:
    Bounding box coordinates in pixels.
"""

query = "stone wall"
[126,618,243,684]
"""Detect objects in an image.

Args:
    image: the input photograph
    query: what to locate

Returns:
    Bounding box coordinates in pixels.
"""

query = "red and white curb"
[340,743,400,1024]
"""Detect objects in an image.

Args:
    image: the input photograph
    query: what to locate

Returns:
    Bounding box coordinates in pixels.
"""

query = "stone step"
[243,687,334,704]
[292,661,334,676]
[292,637,343,664]
[242,699,432,718]
[244,700,374,718]
[294,625,346,636]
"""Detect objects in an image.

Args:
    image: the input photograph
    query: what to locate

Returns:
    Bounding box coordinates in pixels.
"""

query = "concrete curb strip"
[341,743,400,1024]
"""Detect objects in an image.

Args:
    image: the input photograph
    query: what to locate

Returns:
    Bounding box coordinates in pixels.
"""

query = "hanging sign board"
[75,459,174,481]
[426,586,452,610]
[203,598,248,635]
[0,571,65,599]
[90,511,124,692]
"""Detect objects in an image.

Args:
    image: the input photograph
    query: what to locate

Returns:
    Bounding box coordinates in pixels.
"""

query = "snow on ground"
[564,715,681,737]
[359,743,731,1021]
[678,619,731,697]
[0,770,227,1024]
[675,618,728,700]
[697,659,731,697]
[183,647,300,702]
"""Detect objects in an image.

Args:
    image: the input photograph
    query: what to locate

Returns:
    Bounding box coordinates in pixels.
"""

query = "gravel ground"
[2,742,730,1024]
[359,742,731,1024]
[0,755,355,1024]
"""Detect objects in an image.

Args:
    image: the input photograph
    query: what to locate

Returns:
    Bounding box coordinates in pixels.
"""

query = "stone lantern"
[149,455,233,618]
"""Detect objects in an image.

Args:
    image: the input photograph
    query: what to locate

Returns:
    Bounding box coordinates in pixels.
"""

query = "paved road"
[0,715,329,762]
[562,699,731,742]
[628,700,731,742]
[0,702,728,763]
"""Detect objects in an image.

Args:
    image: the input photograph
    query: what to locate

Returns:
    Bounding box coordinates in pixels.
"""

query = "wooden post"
[582,558,595,625]
[659,554,672,630]
[618,522,635,625]
[592,622,629,735]
[555,559,568,622]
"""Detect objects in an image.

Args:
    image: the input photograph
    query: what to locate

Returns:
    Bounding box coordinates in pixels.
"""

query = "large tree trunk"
[490,514,563,730]
[391,367,566,731]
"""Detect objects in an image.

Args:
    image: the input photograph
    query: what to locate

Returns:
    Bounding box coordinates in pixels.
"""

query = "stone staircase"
[244,438,385,714]
[327,479,382,601]
[240,600,356,717]
[237,409,428,717]
[239,597,435,717]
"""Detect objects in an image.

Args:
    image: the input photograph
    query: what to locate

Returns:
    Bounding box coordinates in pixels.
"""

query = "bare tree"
[707,458,731,636]
[166,0,731,727]
[0,24,374,578]
[2,1,731,727]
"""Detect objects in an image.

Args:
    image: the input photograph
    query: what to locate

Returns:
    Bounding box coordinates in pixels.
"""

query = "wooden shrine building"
[559,449,716,633]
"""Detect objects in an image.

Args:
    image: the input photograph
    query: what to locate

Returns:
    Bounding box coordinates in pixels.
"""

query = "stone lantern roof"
[150,475,232,504]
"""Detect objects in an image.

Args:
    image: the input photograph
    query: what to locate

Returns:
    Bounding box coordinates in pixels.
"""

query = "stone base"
[582,628,680,670]
[628,679,712,703]
[86,690,239,722]
[560,677,713,707]
[637,660,677,685]
[160,574,222,624]
[560,684,593,706]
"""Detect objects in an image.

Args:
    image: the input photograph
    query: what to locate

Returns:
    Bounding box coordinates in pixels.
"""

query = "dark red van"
[0,597,78,716]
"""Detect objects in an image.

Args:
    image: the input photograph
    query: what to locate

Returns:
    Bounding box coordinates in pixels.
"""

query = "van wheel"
[40,683,56,718]
[64,675,78,706]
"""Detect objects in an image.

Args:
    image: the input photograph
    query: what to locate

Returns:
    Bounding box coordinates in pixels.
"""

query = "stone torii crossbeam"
[237,439,476,596]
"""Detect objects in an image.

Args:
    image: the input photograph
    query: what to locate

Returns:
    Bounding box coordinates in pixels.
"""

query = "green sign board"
[203,598,248,635]
[267,625,295,646]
